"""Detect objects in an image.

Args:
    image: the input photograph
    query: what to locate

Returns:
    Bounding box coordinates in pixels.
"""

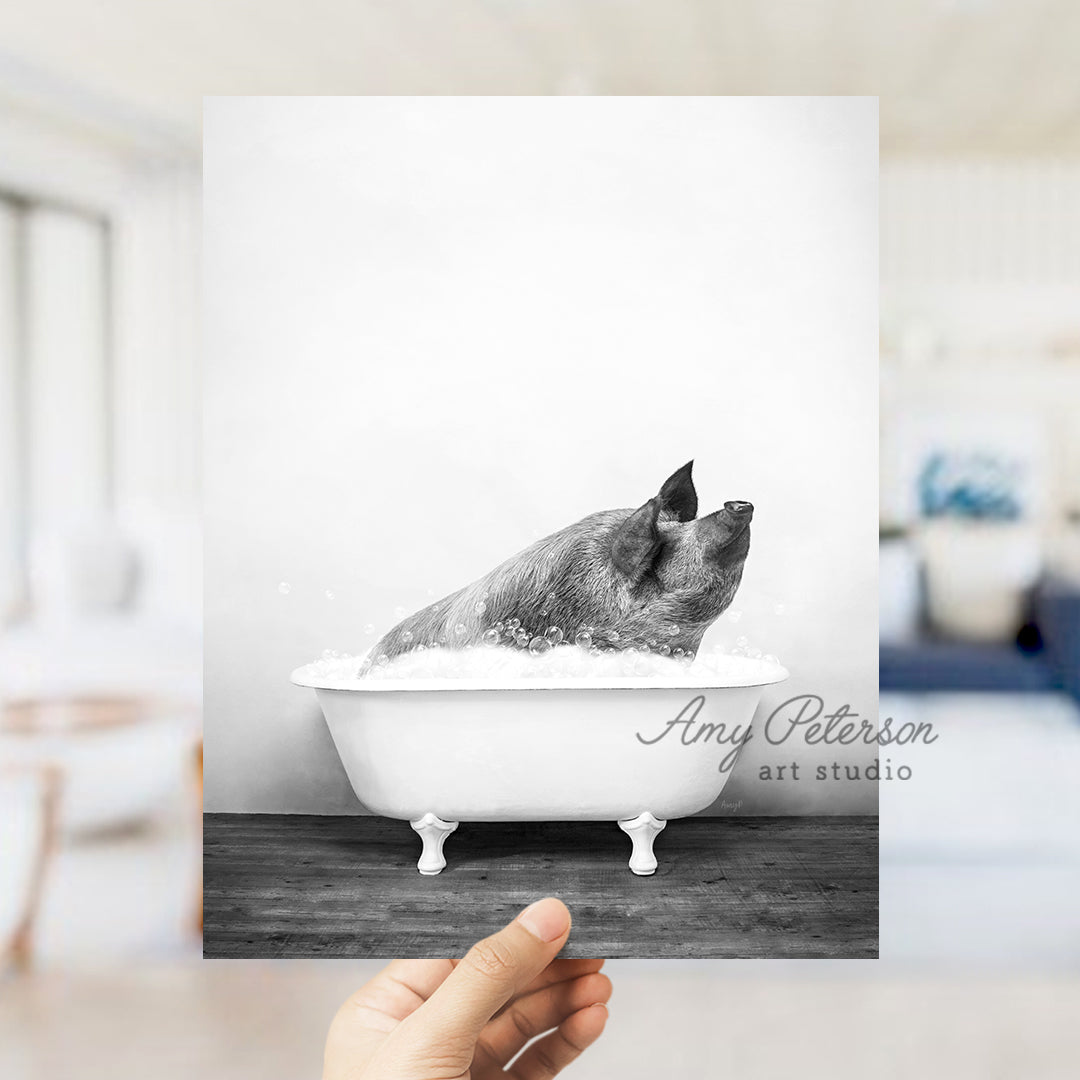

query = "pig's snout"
[696,501,753,563]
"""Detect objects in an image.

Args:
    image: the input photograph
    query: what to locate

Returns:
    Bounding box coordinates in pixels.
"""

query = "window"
[0,191,112,622]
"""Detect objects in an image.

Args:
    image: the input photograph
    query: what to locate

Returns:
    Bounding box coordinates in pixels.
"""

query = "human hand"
[324,897,610,1079]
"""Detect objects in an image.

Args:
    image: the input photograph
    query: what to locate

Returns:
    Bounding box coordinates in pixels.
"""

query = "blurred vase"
[918,520,1042,642]
[879,537,921,643]
[29,522,137,622]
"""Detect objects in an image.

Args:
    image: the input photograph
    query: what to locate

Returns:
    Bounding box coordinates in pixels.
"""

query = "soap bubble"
[454,623,467,637]
[668,624,680,637]
[574,630,592,649]
[673,648,684,658]
[432,604,441,614]
[416,644,427,652]
[475,601,487,614]
[401,630,414,644]
[609,629,620,642]
[482,629,500,646]
[507,617,521,630]
[494,621,505,632]
[658,644,671,656]
[317,625,780,687]
[544,626,564,646]
[736,636,748,647]
[278,582,292,595]
[325,590,335,600]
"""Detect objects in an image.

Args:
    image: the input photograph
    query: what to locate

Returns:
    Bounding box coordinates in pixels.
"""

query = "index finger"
[401,898,572,1050]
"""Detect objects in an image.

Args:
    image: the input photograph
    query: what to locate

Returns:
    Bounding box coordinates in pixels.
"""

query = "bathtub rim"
[291,660,790,694]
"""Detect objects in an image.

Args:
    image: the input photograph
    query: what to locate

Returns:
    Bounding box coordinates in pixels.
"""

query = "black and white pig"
[363,462,752,670]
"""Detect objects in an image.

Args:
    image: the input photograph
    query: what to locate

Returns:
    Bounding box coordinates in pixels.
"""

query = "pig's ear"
[611,498,663,585]
[657,460,698,522]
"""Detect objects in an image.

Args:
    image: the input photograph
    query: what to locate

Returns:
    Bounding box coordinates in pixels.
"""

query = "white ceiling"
[0,0,1078,157]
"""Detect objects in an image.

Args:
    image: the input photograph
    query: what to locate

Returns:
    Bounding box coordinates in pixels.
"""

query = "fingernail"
[517,897,570,942]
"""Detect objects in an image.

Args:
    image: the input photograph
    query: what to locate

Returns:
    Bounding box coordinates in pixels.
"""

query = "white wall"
[112,163,203,626]
[204,97,879,815]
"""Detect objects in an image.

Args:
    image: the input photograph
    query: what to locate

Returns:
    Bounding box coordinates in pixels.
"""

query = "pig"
[362,461,752,671]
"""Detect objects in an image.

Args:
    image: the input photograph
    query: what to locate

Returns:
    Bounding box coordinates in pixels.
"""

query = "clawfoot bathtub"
[292,663,787,875]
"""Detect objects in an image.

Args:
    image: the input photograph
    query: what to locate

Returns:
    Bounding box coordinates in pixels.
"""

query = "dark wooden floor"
[203,814,877,959]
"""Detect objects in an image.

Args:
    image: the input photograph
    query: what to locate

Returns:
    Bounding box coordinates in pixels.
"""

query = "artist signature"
[636,693,937,773]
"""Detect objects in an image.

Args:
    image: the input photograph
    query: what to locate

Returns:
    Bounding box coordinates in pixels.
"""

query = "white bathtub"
[292,661,787,875]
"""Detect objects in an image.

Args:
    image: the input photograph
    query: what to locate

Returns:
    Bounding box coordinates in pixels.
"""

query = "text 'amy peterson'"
[636,694,936,773]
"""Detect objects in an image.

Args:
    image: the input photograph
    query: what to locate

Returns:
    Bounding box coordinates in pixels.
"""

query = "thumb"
[400,897,571,1056]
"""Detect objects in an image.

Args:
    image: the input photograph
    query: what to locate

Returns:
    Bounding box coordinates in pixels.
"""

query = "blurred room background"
[878,162,1080,965]
[0,16,202,979]
[2,1,1079,1078]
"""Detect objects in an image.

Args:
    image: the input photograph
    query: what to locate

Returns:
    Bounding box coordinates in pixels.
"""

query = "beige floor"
[2,962,1080,1079]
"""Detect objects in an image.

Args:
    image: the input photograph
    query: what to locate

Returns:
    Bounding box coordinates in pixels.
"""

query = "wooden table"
[0,697,153,733]
[204,814,877,959]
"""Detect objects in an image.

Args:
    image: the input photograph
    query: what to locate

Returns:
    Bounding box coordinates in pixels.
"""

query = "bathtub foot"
[410,813,458,875]
[618,812,667,875]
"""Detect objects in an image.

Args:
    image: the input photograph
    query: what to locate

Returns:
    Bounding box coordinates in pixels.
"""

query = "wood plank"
[203,814,877,959]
